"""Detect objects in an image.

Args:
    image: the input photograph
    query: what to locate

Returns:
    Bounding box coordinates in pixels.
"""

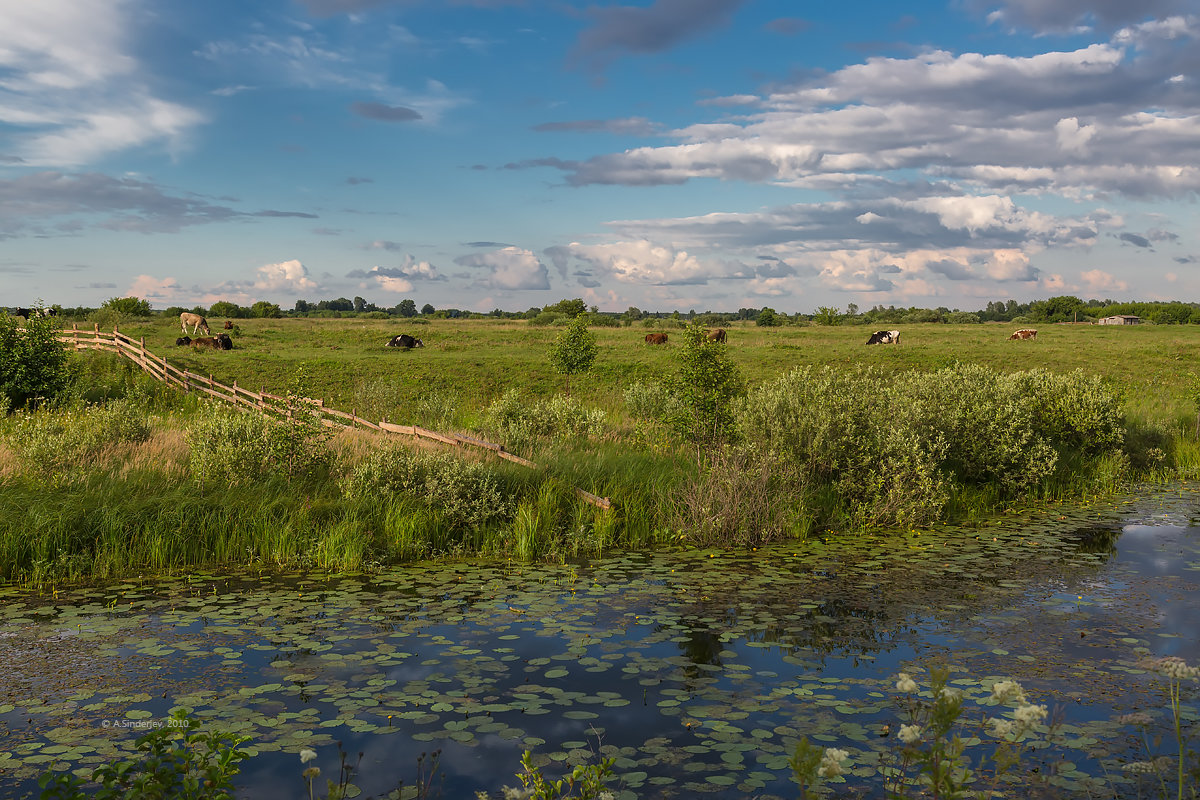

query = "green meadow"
[2,314,1198,586]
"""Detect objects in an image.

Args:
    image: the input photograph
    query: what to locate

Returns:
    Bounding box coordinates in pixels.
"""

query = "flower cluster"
[989,680,1026,704]
[818,748,849,779]
[895,673,919,693]
[897,724,923,745]
[1145,656,1200,681]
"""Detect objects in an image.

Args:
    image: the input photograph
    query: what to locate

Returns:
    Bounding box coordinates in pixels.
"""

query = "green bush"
[529,311,563,326]
[186,402,332,486]
[483,390,606,454]
[339,445,513,529]
[0,310,71,410]
[4,401,152,481]
[737,363,1127,527]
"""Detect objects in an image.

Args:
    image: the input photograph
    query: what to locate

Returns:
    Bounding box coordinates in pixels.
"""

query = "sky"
[1,0,1199,314]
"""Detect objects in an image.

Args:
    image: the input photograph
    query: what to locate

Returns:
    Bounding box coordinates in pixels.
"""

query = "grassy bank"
[1,317,1197,585]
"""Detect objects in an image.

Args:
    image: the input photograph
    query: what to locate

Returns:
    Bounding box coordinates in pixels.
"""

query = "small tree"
[397,299,417,317]
[0,310,70,410]
[757,307,781,327]
[548,315,597,396]
[421,303,436,315]
[673,322,744,455]
[249,300,281,318]
[102,296,152,316]
[209,301,244,318]
[813,306,844,326]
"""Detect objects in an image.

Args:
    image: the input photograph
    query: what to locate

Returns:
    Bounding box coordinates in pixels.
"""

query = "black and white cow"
[866,330,901,345]
[385,334,424,349]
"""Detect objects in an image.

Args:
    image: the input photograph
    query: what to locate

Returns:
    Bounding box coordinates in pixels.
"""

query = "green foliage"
[756,307,781,327]
[545,298,587,318]
[671,322,744,451]
[738,363,1126,527]
[0,310,71,410]
[4,401,151,482]
[548,315,597,395]
[490,747,616,800]
[397,299,418,317]
[339,445,514,529]
[944,311,981,324]
[186,402,333,486]
[813,306,844,326]
[38,708,249,799]
[530,311,564,326]
[101,297,153,317]
[483,389,606,454]
[249,300,281,318]
[208,301,244,319]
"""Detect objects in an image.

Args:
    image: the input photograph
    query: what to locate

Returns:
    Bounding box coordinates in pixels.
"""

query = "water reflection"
[1,494,1199,798]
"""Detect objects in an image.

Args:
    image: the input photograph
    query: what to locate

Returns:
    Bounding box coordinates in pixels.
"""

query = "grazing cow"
[175,336,192,346]
[705,328,727,343]
[866,330,901,345]
[1009,328,1037,341]
[190,333,233,350]
[385,334,424,349]
[180,312,211,335]
[644,332,669,345]
[223,320,234,330]
[13,307,55,319]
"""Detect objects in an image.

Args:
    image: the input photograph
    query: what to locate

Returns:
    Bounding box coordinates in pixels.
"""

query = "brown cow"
[705,328,727,343]
[1009,329,1037,340]
[190,333,233,350]
[644,333,669,345]
[223,320,234,330]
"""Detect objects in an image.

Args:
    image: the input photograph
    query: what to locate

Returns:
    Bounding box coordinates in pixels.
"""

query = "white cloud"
[127,274,184,303]
[254,259,317,293]
[0,0,205,166]
[558,241,710,285]
[455,247,550,290]
[1079,268,1129,292]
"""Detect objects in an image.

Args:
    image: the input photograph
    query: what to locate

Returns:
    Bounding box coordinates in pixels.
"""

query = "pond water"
[1,487,1199,799]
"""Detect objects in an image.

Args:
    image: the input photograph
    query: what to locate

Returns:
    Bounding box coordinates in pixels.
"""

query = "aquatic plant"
[37,708,249,800]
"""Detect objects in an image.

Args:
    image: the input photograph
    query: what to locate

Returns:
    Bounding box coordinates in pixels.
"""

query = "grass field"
[1,314,1193,585]
[86,316,1200,429]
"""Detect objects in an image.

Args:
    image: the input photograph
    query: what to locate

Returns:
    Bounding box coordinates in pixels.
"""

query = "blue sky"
[2,0,1198,313]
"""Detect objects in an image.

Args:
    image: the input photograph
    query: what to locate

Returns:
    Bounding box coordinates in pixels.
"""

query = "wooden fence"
[59,325,611,509]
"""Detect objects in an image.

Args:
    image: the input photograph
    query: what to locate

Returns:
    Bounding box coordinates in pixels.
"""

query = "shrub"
[4,400,152,481]
[101,296,153,316]
[672,322,744,452]
[0,309,71,410]
[186,402,332,486]
[483,390,606,453]
[339,445,513,529]
[529,311,563,326]
[548,315,597,396]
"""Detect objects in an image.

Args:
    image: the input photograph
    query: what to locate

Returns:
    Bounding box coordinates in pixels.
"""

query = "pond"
[1,487,1198,799]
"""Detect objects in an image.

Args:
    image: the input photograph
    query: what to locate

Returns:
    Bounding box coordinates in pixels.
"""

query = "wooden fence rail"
[58,324,611,509]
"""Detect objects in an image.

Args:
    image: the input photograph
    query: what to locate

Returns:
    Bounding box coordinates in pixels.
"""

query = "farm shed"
[1097,315,1141,325]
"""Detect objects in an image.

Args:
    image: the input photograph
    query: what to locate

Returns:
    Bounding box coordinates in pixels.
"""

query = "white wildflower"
[989,718,1016,738]
[299,748,318,764]
[1122,760,1163,774]
[1149,656,1200,681]
[939,686,963,702]
[598,793,615,800]
[989,680,1025,703]
[1014,703,1048,726]
[817,747,849,778]
[895,673,919,693]
[897,724,922,745]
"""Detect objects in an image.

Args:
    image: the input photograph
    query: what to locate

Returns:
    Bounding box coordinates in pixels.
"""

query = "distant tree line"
[24,295,1200,326]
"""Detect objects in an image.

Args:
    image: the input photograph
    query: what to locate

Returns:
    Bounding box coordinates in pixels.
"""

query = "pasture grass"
[4,317,1199,585]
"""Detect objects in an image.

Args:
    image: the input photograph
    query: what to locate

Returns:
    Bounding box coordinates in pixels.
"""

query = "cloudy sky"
[2,0,1198,313]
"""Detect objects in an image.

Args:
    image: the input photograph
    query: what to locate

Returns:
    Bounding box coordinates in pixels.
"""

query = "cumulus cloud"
[0,0,205,166]
[968,0,1187,34]
[454,247,550,290]
[548,241,712,285]
[536,19,1200,201]
[1079,268,1129,292]
[346,257,445,287]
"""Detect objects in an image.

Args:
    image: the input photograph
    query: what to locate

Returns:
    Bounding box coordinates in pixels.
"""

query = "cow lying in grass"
[644,333,668,344]
[190,333,233,350]
[1009,329,1037,340]
[176,336,191,346]
[866,330,901,345]
[385,334,424,348]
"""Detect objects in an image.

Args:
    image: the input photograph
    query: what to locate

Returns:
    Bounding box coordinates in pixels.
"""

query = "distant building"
[1097,315,1141,325]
